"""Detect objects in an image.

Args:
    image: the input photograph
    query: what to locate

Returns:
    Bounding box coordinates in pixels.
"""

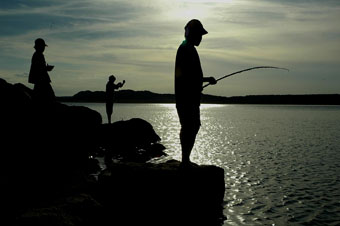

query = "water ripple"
[75,103,340,225]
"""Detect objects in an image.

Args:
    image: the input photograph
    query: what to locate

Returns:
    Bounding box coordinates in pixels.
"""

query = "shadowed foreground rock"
[0,78,102,225]
[98,160,225,226]
[14,193,104,226]
[13,160,225,226]
[0,78,226,225]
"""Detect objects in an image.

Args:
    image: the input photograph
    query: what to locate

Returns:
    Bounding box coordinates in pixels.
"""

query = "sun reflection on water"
[68,103,340,225]
[150,104,231,165]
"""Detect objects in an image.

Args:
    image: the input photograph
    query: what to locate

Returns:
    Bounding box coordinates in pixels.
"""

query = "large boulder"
[97,118,166,163]
[0,78,101,164]
[0,78,102,222]
[97,160,225,226]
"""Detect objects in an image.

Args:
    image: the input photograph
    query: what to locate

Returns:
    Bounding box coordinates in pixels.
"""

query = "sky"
[1,0,340,97]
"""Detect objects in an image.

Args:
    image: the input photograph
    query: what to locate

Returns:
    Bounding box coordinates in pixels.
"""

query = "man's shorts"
[176,105,201,129]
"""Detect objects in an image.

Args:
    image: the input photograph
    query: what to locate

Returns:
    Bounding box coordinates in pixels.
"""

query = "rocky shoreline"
[0,78,225,226]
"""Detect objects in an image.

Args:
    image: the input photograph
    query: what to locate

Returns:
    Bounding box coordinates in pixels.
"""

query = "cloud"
[0,0,339,96]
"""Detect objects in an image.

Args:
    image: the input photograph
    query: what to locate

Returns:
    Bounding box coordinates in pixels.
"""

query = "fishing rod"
[203,66,289,89]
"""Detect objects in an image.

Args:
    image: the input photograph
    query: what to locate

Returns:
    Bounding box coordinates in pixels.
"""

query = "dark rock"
[86,157,101,174]
[0,78,225,225]
[0,78,102,176]
[0,78,103,224]
[97,118,166,164]
[15,193,104,226]
[148,142,167,157]
[98,160,225,226]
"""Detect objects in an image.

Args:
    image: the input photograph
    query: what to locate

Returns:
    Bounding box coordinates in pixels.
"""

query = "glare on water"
[65,102,340,225]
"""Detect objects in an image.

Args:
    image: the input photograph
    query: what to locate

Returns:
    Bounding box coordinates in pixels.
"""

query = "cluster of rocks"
[97,118,167,164]
[0,78,225,226]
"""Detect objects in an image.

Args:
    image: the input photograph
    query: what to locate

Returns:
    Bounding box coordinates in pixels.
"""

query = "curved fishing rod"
[203,66,289,89]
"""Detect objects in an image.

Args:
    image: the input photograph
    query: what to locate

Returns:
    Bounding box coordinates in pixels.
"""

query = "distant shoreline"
[57,90,340,105]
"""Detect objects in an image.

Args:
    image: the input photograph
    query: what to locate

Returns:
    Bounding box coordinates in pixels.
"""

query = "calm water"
[66,103,340,225]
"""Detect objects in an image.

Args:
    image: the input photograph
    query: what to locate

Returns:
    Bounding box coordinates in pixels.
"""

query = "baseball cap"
[185,19,208,36]
[34,38,48,47]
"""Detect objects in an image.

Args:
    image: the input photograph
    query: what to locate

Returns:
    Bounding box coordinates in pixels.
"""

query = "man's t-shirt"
[175,40,203,107]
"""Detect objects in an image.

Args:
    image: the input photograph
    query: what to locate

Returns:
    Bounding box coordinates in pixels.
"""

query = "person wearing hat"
[106,75,125,124]
[28,38,55,103]
[175,19,217,166]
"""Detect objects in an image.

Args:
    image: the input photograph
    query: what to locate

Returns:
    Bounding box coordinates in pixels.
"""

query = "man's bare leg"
[180,126,199,165]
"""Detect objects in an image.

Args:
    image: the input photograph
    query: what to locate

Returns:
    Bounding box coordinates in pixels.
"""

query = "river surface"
[65,103,340,225]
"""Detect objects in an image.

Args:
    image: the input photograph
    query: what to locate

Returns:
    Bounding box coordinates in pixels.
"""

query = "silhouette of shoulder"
[176,41,196,62]
[176,41,201,70]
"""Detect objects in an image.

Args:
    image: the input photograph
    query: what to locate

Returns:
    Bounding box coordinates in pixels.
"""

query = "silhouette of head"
[184,19,208,46]
[34,38,48,52]
[109,75,116,82]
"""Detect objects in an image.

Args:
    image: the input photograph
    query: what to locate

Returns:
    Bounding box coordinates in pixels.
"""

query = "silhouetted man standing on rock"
[175,19,217,166]
[29,38,55,103]
[106,75,125,124]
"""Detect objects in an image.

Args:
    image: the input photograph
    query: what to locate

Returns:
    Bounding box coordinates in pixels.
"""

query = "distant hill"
[57,90,175,103]
[57,90,340,105]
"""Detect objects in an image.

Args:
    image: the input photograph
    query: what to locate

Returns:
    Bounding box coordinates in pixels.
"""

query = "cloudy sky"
[1,0,339,97]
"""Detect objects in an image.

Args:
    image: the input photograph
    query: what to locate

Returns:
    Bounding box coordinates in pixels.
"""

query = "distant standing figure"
[106,75,125,124]
[28,38,55,103]
[175,19,217,166]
